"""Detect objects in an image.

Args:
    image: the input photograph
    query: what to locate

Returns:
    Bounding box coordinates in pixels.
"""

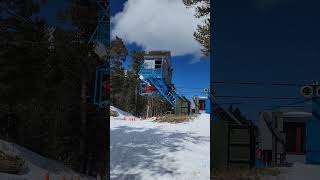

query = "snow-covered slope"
[0,139,94,180]
[110,108,210,180]
[110,106,134,119]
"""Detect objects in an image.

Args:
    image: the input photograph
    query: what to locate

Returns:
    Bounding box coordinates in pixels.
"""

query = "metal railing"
[139,68,163,76]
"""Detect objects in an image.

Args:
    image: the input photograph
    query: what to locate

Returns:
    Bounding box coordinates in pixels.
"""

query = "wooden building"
[175,96,191,115]
[213,106,256,169]
[258,111,312,165]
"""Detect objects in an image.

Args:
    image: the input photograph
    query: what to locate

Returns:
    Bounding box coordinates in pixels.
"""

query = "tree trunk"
[134,77,138,115]
[48,107,58,158]
[79,70,88,173]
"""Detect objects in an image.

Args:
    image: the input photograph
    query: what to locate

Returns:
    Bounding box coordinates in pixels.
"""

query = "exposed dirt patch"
[154,114,198,123]
[212,167,282,180]
[110,110,119,117]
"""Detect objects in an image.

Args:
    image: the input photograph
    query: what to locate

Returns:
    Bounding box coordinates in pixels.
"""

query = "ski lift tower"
[89,0,110,108]
[300,80,320,165]
[138,51,181,107]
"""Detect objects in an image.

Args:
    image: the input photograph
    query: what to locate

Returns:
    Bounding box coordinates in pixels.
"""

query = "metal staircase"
[147,77,180,107]
[138,51,182,107]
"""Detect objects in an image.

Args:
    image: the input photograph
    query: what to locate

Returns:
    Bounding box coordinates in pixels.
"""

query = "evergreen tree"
[59,0,109,175]
[183,0,210,57]
[109,37,128,108]
[1,0,108,176]
[0,0,50,148]
[131,51,145,114]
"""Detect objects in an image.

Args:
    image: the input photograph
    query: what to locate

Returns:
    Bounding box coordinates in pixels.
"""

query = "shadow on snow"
[110,125,209,180]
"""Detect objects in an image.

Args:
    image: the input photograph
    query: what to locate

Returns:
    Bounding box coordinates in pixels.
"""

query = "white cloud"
[111,0,205,59]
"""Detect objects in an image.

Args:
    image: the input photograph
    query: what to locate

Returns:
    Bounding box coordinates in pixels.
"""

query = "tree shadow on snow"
[110,126,209,180]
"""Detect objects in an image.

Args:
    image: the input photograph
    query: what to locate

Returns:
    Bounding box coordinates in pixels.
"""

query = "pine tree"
[109,37,128,108]
[131,51,145,114]
[0,0,50,148]
[183,0,210,57]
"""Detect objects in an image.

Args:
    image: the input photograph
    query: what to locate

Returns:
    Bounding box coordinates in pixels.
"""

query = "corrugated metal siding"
[229,147,251,161]
[228,125,255,168]
[212,121,229,168]
[229,129,250,145]
[259,113,273,150]
[175,98,189,115]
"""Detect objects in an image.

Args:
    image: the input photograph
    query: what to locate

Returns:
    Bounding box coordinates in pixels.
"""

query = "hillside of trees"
[0,0,108,177]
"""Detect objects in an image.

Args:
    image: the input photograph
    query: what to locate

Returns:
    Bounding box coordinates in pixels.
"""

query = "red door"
[199,100,205,110]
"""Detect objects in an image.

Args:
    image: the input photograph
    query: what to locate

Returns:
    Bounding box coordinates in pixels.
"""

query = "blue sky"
[39,0,210,101]
[213,0,320,120]
[111,0,210,100]
[37,0,72,28]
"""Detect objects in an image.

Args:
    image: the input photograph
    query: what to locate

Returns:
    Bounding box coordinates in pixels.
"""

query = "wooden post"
[146,105,149,119]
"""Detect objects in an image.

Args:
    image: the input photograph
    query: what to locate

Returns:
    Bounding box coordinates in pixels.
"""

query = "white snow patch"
[110,107,210,180]
[0,139,94,180]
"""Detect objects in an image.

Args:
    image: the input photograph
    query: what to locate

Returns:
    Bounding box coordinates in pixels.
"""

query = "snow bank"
[110,106,132,117]
[0,139,94,180]
[110,111,210,180]
[110,106,142,121]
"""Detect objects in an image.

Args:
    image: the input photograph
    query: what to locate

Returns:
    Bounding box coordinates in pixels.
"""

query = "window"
[144,60,155,69]
[155,60,162,68]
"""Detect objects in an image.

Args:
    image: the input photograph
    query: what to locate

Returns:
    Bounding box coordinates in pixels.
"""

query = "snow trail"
[110,108,210,180]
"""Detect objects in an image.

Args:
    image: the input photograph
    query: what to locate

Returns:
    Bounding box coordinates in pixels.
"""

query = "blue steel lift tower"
[138,51,181,108]
[300,81,320,165]
[89,0,109,108]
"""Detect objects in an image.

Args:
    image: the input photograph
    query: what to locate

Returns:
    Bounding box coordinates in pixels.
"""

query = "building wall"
[259,112,273,150]
[205,97,210,114]
[144,51,172,86]
[199,100,205,111]
[284,122,306,154]
[212,120,229,168]
[175,98,190,115]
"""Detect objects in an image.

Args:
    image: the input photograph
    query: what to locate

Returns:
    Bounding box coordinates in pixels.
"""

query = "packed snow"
[260,161,320,180]
[110,106,210,180]
[0,139,95,180]
[110,106,137,120]
[277,162,320,180]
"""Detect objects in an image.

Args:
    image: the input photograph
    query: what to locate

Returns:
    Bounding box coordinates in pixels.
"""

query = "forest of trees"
[0,1,171,177]
[0,0,210,178]
[0,0,108,177]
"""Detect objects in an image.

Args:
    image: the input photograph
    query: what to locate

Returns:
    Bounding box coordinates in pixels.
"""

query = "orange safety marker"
[44,173,49,180]
[77,176,81,180]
